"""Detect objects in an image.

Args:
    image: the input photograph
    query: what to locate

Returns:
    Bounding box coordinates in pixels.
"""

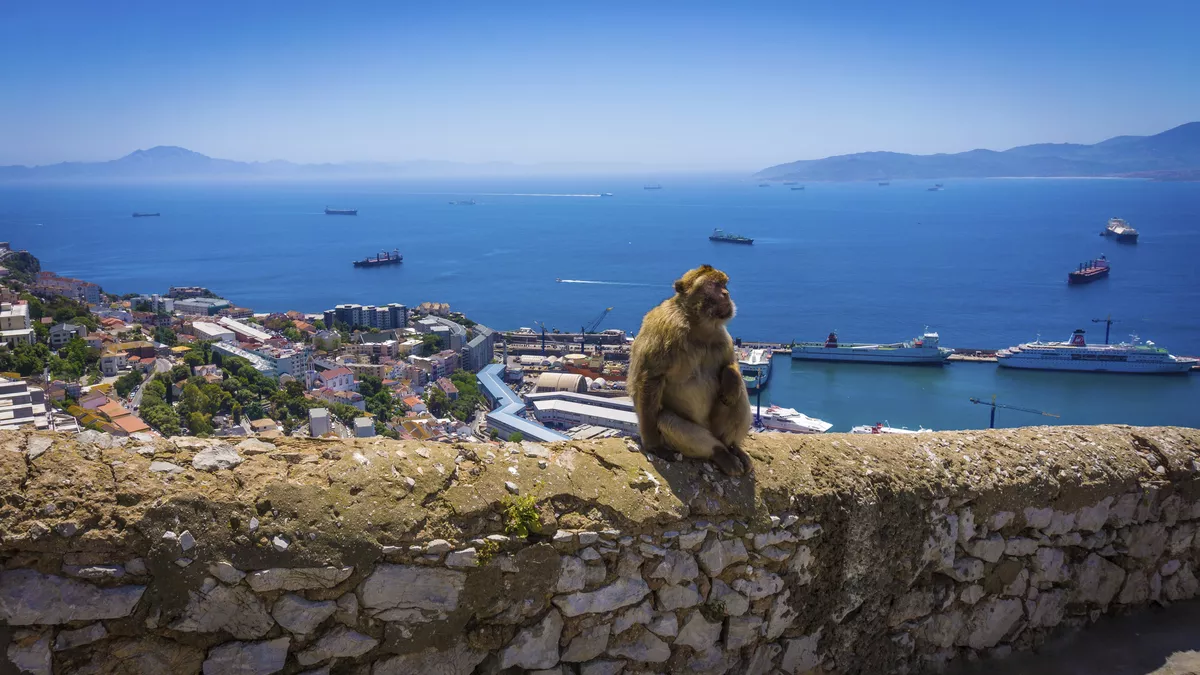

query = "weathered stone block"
[359,564,464,621]
[708,579,749,617]
[563,621,612,662]
[781,630,822,673]
[272,593,336,635]
[371,639,485,675]
[655,582,702,611]
[1122,523,1168,560]
[0,570,145,625]
[966,534,1005,563]
[7,628,51,675]
[676,611,722,651]
[202,637,289,675]
[960,598,1022,649]
[296,626,378,666]
[889,590,934,627]
[1072,553,1126,605]
[607,627,670,663]
[246,566,353,592]
[697,538,748,576]
[725,615,764,650]
[732,569,784,600]
[649,550,699,585]
[553,578,650,617]
[557,556,587,593]
[170,584,275,640]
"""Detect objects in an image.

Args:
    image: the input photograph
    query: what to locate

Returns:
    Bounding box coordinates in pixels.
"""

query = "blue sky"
[2,1,1197,169]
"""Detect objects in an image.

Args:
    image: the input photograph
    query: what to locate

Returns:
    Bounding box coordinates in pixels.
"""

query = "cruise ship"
[1103,217,1139,243]
[791,330,951,365]
[997,329,1195,374]
[739,348,772,392]
[757,405,831,434]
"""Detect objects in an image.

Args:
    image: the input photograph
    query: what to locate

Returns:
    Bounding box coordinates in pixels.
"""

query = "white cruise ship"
[997,329,1194,374]
[739,348,772,392]
[757,405,832,434]
[791,330,951,365]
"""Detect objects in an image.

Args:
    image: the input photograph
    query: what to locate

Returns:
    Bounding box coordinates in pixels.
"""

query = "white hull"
[757,406,832,434]
[850,425,929,434]
[791,348,949,364]
[998,356,1192,374]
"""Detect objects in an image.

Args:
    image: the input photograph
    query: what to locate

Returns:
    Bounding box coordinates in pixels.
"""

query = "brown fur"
[627,265,752,476]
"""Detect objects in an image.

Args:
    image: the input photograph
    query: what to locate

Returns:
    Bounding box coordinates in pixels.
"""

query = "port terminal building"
[477,364,569,443]
[524,391,639,436]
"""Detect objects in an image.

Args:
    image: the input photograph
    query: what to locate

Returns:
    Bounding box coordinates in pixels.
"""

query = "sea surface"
[2,176,1198,431]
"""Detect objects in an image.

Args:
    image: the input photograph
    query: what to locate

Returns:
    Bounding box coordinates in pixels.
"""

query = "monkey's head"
[674,264,736,324]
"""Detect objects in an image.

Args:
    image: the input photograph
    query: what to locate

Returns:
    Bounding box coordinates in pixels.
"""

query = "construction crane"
[969,396,1060,429]
[1092,315,1119,344]
[534,321,549,355]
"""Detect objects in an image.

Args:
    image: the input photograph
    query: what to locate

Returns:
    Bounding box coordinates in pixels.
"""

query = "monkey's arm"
[717,363,742,406]
[634,373,666,450]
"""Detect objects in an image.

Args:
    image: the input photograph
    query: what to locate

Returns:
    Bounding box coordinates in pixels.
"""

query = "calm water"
[2,177,1198,430]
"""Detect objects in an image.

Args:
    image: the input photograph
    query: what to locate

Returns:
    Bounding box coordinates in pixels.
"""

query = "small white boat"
[757,405,831,434]
[850,422,931,435]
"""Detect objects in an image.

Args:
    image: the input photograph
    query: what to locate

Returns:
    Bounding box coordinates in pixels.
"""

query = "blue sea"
[2,176,1198,430]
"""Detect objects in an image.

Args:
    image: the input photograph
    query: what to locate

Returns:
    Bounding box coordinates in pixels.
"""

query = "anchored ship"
[783,181,797,185]
[757,405,831,434]
[878,181,890,186]
[132,212,160,217]
[790,186,805,191]
[850,422,931,434]
[758,183,770,187]
[739,348,772,392]
[325,207,358,215]
[791,330,951,365]
[1103,218,1139,243]
[997,329,1194,374]
[601,193,614,197]
[709,228,754,245]
[352,249,402,268]
[1068,256,1109,284]
[643,184,662,190]
[449,199,476,205]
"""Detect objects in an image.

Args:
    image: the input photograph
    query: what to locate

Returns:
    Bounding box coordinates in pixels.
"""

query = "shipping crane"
[969,396,1060,429]
[1092,315,1119,344]
[580,307,614,350]
[534,321,548,355]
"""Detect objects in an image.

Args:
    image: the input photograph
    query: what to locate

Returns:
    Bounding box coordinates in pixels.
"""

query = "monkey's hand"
[717,363,742,406]
[711,444,752,477]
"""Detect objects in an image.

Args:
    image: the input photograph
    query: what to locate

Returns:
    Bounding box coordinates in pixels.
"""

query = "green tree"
[170,364,190,382]
[282,327,302,342]
[509,431,524,443]
[420,333,444,354]
[114,371,143,399]
[187,412,213,436]
[313,319,326,330]
[0,342,51,377]
[155,326,177,346]
[426,386,450,417]
[182,351,205,368]
[232,401,243,425]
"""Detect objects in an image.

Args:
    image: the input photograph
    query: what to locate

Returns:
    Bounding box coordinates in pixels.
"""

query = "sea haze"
[2,176,1198,430]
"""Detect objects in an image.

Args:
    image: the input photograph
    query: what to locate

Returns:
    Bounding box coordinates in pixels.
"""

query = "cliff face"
[1,425,1199,674]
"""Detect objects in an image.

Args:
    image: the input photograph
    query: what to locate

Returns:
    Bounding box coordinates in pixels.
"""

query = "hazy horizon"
[3,2,1198,170]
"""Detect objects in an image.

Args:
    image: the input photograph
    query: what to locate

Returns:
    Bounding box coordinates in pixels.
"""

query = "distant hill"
[755,122,1200,181]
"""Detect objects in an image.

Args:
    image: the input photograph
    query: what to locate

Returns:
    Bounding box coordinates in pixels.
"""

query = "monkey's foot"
[643,444,676,462]
[710,445,751,477]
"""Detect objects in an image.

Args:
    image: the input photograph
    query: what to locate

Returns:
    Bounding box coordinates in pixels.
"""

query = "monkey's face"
[699,277,736,322]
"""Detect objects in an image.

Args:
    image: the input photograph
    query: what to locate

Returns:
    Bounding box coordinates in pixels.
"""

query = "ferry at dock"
[756,405,831,434]
[739,347,772,392]
[850,422,931,434]
[997,329,1194,374]
[791,330,951,365]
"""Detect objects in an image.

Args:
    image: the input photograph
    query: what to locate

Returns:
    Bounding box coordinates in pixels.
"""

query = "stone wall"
[1,425,1199,675]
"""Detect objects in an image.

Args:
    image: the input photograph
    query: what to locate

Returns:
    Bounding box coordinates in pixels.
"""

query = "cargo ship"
[1067,256,1109,284]
[790,186,805,191]
[878,181,890,186]
[758,183,770,187]
[756,405,831,434]
[448,199,476,205]
[783,181,797,185]
[325,207,358,215]
[1103,218,1139,243]
[644,184,662,190]
[791,330,951,365]
[601,193,614,197]
[739,348,772,392]
[352,249,402,268]
[132,212,160,217]
[709,228,754,245]
[997,329,1194,374]
[850,422,931,434]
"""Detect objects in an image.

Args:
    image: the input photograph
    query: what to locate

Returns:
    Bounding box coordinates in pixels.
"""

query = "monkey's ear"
[674,279,687,294]
[699,264,714,272]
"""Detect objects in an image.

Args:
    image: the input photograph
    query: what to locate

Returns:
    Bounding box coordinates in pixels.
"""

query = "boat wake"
[558,279,655,287]
[480,193,602,198]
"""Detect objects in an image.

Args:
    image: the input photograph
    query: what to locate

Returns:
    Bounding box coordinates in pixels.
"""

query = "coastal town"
[0,242,637,445]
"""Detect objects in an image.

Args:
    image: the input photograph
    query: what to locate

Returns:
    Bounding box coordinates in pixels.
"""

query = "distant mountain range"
[755,122,1200,181]
[0,146,649,181]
